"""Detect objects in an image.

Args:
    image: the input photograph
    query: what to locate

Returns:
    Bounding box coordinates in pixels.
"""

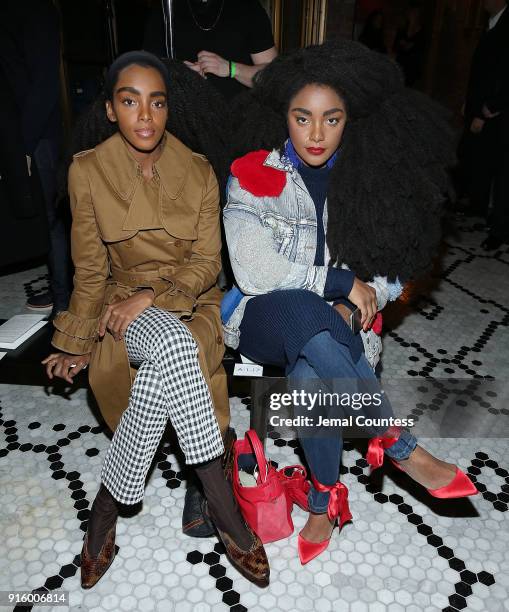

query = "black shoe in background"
[182,484,215,538]
[26,291,53,311]
[182,427,237,538]
[481,236,504,251]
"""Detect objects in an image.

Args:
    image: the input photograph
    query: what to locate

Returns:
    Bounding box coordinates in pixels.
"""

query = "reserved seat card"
[0,314,48,350]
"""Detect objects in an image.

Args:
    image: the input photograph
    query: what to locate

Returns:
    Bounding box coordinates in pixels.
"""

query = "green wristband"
[230,61,236,79]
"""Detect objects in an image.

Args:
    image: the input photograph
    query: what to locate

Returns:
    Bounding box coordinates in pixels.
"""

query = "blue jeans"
[287,331,417,513]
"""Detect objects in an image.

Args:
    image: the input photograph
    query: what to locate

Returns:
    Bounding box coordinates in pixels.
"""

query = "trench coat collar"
[94,131,192,201]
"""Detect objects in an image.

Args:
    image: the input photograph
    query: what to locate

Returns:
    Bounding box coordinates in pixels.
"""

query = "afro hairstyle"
[228,39,455,283]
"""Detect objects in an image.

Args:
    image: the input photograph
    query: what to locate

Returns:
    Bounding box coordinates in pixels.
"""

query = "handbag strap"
[244,429,269,484]
[278,464,307,481]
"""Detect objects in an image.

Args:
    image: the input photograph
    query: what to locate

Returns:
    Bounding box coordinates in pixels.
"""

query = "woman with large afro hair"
[221,39,477,565]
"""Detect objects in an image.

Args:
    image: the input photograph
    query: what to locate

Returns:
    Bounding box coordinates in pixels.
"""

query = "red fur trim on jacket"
[230,150,287,197]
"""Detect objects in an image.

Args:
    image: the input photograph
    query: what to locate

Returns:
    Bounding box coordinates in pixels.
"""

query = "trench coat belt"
[109,265,176,290]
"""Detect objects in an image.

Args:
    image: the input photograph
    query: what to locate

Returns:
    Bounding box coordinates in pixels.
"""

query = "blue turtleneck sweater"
[298,162,354,300]
[298,162,329,266]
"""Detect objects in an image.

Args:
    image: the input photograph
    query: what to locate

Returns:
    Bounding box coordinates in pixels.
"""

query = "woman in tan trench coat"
[43,51,269,589]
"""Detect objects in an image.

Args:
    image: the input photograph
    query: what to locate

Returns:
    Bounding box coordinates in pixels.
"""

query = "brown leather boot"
[80,524,116,589]
[213,517,270,588]
[196,457,270,588]
[218,429,269,587]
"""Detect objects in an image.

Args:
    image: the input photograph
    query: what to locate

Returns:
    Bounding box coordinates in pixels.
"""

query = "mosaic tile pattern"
[0,216,508,612]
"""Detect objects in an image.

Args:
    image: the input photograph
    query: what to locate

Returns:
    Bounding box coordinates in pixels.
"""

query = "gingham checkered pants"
[101,306,224,505]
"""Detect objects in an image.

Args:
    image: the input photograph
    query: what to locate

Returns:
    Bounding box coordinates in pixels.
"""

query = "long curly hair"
[229,39,455,282]
[59,56,231,204]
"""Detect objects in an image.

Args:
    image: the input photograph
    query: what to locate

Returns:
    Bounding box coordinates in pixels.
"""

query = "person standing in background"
[393,4,426,87]
[460,0,509,250]
[0,65,48,262]
[143,0,277,100]
[0,0,72,315]
[358,10,387,54]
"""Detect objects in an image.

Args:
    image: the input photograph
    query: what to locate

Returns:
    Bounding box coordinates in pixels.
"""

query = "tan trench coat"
[51,131,229,435]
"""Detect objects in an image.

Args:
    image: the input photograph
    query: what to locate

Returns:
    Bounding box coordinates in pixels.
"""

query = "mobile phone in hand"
[349,307,363,334]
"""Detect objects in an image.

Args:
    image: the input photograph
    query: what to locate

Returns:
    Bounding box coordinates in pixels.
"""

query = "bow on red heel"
[366,436,399,469]
[366,438,478,499]
[297,477,352,565]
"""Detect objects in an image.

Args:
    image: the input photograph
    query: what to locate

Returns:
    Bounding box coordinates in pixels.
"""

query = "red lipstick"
[306,147,326,155]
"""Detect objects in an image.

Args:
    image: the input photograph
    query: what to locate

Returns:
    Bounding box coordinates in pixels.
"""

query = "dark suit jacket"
[0,70,49,266]
[0,0,61,154]
[465,6,509,121]
[0,1,58,264]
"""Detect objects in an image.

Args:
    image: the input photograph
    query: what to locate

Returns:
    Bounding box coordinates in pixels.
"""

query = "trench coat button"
[216,336,222,345]
[175,239,182,247]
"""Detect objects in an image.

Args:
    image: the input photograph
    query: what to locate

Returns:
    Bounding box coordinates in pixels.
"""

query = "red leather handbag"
[233,429,294,543]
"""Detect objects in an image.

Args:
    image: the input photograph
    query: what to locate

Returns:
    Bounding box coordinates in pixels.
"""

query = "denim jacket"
[222,148,403,368]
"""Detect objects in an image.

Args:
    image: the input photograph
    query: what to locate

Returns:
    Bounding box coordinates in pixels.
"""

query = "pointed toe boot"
[80,524,116,589]
[216,522,270,588]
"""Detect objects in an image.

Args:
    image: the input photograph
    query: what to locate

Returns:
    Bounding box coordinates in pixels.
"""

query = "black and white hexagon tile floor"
[1,216,508,612]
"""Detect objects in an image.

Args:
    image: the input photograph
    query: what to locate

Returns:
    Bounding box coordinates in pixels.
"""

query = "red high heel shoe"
[366,437,478,499]
[297,477,352,565]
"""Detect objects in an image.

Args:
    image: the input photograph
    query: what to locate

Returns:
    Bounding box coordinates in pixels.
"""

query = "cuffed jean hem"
[307,429,418,512]
[383,429,418,461]
[308,494,330,514]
